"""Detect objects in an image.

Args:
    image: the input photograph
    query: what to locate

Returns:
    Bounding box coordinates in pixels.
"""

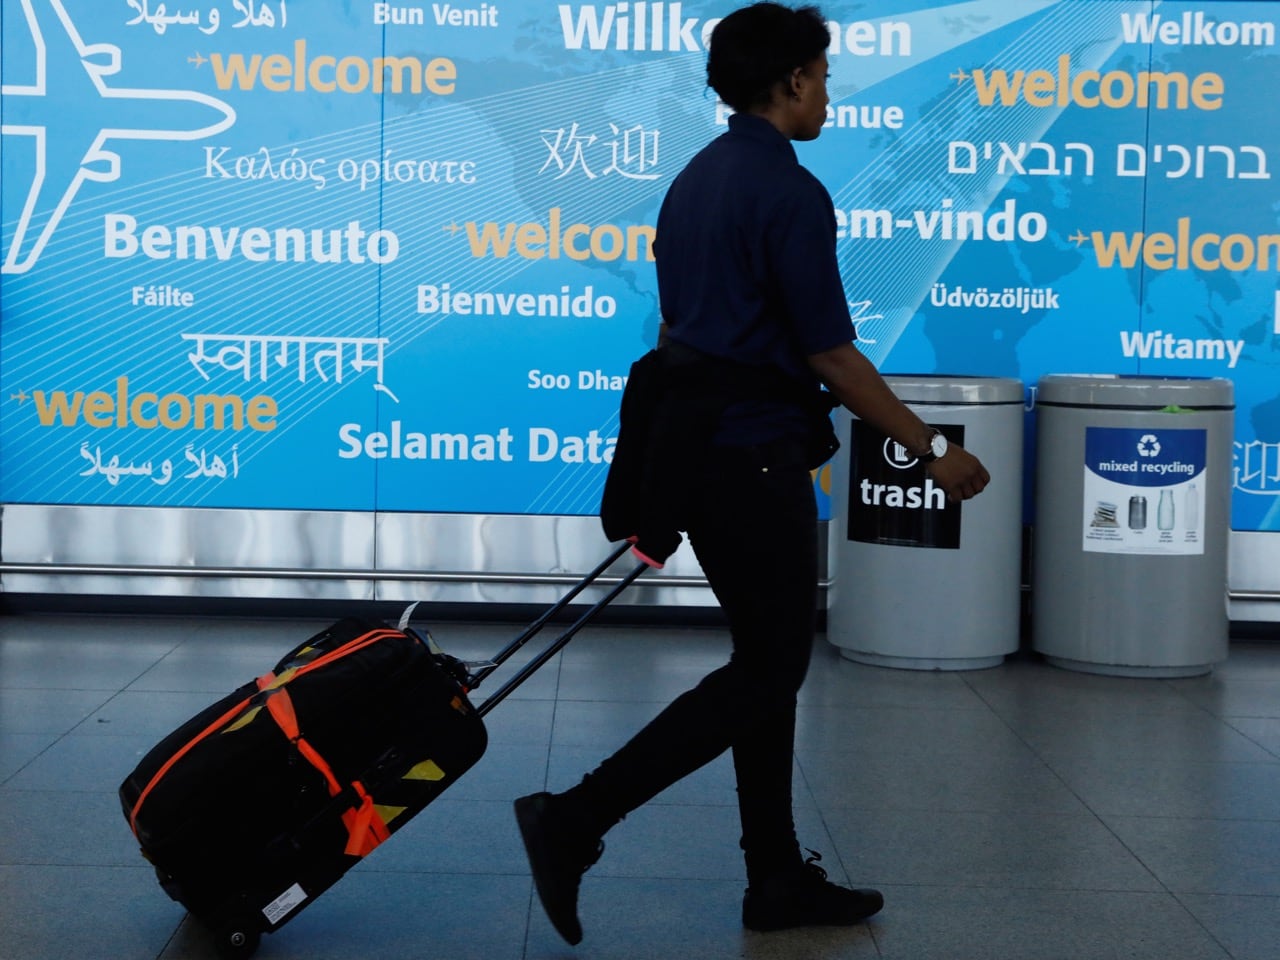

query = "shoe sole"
[743,891,884,932]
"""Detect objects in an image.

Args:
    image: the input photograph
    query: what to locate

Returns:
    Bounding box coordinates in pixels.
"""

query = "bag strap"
[259,679,391,858]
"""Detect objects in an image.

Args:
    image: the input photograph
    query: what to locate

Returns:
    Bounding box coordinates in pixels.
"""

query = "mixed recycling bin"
[826,375,1024,670]
[1032,375,1234,677]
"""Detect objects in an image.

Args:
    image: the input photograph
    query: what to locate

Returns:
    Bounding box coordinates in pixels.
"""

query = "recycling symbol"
[1137,434,1161,457]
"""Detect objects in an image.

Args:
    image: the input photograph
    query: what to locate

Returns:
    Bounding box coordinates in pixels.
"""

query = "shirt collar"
[727,112,797,161]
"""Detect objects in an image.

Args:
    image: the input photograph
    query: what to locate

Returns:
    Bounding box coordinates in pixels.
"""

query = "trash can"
[1032,375,1234,677]
[826,375,1024,670]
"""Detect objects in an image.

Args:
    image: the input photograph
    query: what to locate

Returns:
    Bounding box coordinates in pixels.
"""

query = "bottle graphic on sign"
[1157,489,1175,531]
[1185,484,1199,532]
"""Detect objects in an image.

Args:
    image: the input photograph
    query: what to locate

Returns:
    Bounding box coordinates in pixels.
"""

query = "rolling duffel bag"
[119,542,648,959]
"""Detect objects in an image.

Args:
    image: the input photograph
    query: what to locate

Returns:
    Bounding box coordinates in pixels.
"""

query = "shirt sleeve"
[765,174,857,356]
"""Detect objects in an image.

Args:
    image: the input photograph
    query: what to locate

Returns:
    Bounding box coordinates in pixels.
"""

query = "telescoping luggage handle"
[468,542,649,718]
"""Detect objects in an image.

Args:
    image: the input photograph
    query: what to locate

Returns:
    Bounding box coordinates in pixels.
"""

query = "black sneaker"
[514,792,604,946]
[742,851,884,932]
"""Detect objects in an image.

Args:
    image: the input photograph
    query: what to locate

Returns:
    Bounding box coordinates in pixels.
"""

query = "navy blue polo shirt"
[655,112,855,444]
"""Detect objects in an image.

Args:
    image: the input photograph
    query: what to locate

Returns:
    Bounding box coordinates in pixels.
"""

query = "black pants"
[577,442,818,880]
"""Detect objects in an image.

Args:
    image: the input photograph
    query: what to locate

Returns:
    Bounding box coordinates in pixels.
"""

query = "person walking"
[515,2,990,946]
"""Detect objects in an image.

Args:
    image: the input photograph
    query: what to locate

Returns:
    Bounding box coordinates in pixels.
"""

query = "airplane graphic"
[1,0,236,274]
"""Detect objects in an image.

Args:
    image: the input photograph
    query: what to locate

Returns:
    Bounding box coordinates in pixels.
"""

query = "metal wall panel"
[1230,531,1280,622]
[4,503,1274,619]
[0,504,722,605]
[0,504,375,600]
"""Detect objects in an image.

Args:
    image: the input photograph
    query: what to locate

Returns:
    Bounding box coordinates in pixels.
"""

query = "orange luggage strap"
[258,679,390,857]
[129,627,406,853]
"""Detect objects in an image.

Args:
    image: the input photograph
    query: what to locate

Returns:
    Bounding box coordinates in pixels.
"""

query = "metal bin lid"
[883,374,1025,405]
[1036,374,1234,409]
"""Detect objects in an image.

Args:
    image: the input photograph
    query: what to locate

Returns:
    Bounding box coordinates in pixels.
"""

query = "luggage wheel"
[211,917,261,960]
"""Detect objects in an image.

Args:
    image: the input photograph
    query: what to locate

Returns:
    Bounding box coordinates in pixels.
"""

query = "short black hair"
[706,3,830,113]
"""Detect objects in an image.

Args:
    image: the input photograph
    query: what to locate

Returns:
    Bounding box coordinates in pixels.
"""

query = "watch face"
[931,432,949,458]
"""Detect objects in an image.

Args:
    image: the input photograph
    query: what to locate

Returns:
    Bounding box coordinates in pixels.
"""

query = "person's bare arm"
[808,342,990,501]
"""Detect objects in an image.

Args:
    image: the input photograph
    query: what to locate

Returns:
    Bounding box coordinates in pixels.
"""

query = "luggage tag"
[397,603,497,687]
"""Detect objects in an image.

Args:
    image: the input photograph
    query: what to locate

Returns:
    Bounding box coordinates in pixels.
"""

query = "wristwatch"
[919,429,948,464]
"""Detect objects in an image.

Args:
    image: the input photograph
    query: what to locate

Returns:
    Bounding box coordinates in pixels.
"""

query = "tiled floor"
[3,610,1280,959]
